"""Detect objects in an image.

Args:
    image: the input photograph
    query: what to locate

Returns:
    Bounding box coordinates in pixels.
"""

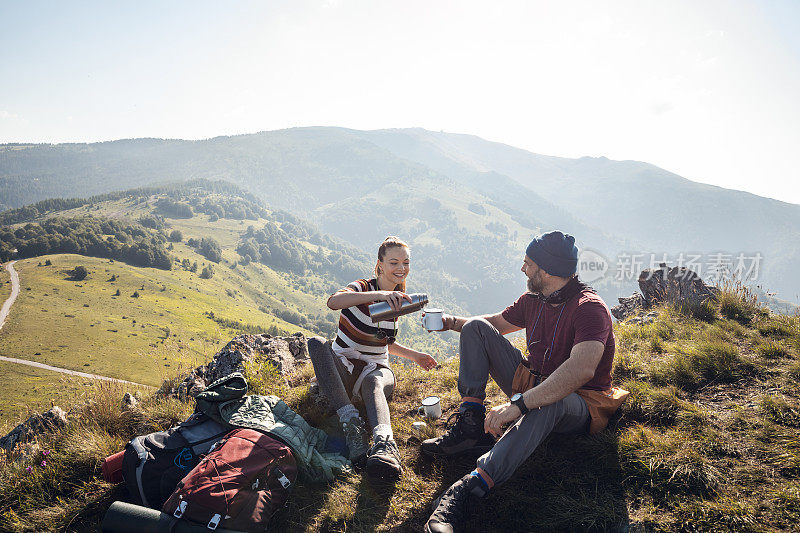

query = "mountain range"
[2,127,797,308]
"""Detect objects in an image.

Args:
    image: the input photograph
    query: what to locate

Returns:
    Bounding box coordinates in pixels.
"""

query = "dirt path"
[0,355,150,387]
[0,261,19,331]
[0,261,151,388]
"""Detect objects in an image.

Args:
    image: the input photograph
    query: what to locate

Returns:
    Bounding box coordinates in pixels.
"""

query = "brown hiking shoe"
[365,435,402,481]
[421,405,495,457]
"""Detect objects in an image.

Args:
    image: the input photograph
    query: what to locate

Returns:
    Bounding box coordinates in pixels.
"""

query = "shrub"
[649,337,664,353]
[788,361,800,380]
[758,321,793,338]
[198,237,222,263]
[650,340,749,390]
[618,426,721,497]
[718,280,761,325]
[199,265,214,279]
[674,299,716,323]
[692,300,718,322]
[651,354,701,390]
[70,266,88,281]
[243,358,288,398]
[760,395,800,427]
[621,381,703,426]
[168,230,183,242]
[758,340,788,359]
[692,340,747,383]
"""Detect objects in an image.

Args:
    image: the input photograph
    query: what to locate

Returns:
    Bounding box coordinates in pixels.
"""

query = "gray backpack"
[122,412,230,509]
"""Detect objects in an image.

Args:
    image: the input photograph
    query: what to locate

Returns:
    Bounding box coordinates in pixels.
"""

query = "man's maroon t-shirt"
[501,290,615,391]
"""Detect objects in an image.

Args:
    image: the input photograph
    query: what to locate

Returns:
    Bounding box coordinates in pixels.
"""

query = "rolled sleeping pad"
[101,501,245,533]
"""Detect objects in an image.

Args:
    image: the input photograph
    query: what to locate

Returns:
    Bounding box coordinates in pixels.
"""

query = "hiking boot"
[365,435,402,481]
[425,474,486,533]
[421,405,495,457]
[342,416,368,466]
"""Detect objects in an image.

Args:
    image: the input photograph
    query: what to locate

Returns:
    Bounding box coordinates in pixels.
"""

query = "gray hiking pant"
[307,337,395,433]
[458,318,590,486]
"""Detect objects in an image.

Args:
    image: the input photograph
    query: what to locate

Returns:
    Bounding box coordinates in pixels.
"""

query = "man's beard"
[527,275,544,294]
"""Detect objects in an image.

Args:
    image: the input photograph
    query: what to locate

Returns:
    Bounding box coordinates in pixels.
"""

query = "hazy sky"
[1,0,798,204]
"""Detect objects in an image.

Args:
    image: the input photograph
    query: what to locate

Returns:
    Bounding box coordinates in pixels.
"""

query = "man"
[422,231,627,533]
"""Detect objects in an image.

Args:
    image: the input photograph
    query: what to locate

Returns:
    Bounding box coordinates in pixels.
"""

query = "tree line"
[0,216,172,269]
[0,178,267,225]
[236,218,369,286]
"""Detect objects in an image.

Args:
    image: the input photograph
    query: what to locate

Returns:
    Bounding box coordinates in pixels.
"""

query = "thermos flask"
[368,293,428,322]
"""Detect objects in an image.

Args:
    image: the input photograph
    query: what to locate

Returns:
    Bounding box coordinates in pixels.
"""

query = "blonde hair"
[374,236,410,292]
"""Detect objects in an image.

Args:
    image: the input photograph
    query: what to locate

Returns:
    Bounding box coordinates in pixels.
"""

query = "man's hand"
[439,314,454,331]
[484,402,522,437]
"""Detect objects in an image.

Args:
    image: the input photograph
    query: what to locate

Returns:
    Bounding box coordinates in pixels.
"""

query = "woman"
[307,236,437,481]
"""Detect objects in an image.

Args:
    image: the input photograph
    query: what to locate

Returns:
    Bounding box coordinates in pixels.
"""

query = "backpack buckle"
[276,469,291,489]
[173,499,187,518]
[207,513,221,530]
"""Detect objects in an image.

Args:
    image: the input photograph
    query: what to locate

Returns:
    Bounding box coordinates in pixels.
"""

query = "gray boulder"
[121,392,139,411]
[612,264,717,322]
[0,406,67,452]
[611,292,645,321]
[638,263,717,309]
[161,332,310,401]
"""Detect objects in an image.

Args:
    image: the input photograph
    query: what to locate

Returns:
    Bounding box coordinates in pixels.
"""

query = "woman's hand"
[484,402,522,437]
[414,352,438,371]
[378,290,412,311]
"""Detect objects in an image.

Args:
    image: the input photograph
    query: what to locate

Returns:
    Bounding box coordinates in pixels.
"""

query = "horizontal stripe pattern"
[332,278,397,355]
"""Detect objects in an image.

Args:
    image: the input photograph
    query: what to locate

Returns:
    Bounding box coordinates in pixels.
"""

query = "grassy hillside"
[1,286,799,531]
[0,364,94,435]
[0,183,458,425]
[0,270,10,302]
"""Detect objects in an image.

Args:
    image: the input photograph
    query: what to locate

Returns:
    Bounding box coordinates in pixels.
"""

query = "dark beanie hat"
[525,231,578,277]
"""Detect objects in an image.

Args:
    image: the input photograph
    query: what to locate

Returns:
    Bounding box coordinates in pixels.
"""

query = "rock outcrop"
[612,263,717,321]
[121,392,139,411]
[160,332,310,401]
[0,406,67,452]
[611,292,645,322]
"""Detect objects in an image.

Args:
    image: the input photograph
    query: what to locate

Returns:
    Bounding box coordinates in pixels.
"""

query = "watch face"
[511,393,522,402]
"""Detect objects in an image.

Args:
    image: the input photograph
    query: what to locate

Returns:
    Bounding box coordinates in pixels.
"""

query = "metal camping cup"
[368,293,428,322]
[422,308,444,331]
[418,396,442,419]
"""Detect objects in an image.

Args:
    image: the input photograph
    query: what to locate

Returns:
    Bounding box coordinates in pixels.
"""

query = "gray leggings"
[307,337,395,432]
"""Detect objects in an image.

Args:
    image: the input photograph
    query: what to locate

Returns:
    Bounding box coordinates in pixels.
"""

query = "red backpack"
[162,428,297,532]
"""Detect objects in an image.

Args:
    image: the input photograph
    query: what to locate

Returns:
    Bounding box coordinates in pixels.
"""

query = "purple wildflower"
[41,460,47,467]
[43,450,51,456]
[25,466,32,473]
